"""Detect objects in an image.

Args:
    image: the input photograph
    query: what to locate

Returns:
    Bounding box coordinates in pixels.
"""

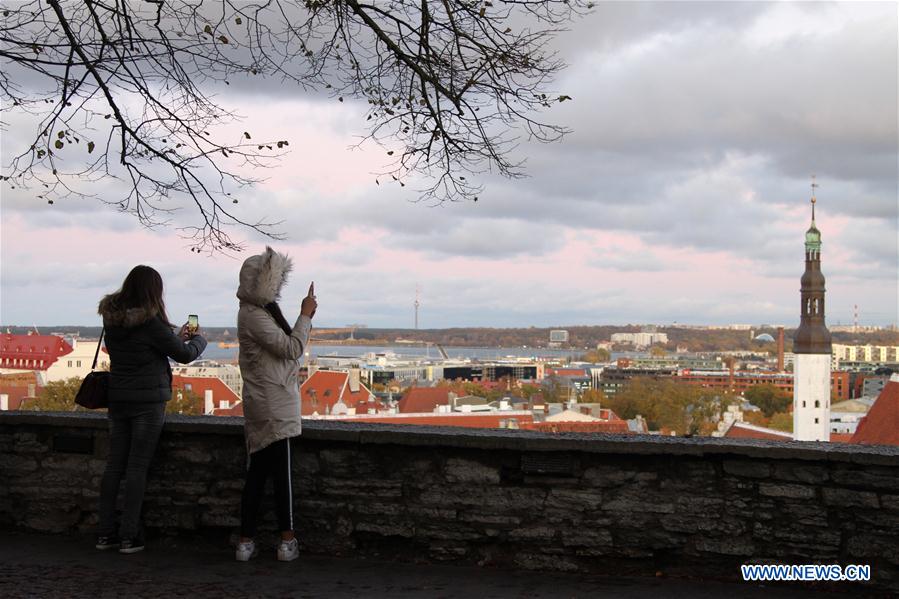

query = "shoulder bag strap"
[92,327,105,370]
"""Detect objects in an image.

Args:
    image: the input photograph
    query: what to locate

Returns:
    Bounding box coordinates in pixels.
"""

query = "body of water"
[200,344,614,363]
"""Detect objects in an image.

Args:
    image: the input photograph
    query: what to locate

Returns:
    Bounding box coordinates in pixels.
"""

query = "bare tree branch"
[1,0,585,251]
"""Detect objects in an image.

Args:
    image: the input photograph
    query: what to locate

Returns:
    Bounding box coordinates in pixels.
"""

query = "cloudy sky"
[1,1,897,329]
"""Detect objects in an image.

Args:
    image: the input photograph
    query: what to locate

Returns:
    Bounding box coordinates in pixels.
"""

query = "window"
[67,361,73,367]
[802,401,806,408]
[76,360,81,367]
[185,384,192,391]
[814,400,820,408]
[814,418,819,424]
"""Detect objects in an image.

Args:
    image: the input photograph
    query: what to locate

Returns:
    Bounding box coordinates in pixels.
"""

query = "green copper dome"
[805,221,821,250]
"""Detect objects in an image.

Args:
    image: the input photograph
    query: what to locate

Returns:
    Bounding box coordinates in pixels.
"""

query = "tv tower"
[414,285,421,330]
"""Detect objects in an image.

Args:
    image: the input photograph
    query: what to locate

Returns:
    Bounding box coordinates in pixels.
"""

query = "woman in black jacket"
[95,265,207,553]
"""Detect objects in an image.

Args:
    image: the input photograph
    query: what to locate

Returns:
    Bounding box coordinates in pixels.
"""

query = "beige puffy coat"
[237,247,312,455]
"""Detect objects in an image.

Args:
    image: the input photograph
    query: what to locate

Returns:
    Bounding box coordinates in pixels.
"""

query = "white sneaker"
[235,540,258,562]
[277,538,299,562]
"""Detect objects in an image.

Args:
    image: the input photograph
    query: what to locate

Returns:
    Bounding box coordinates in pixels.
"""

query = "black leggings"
[239,437,294,538]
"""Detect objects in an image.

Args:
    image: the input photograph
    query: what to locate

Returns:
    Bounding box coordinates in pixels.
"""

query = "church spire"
[794,180,831,354]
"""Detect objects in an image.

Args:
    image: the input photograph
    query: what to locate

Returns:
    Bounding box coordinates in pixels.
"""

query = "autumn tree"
[28,377,87,411]
[768,411,793,433]
[579,348,610,363]
[744,384,791,417]
[1,0,584,251]
[167,387,203,415]
[577,387,605,404]
[606,377,720,436]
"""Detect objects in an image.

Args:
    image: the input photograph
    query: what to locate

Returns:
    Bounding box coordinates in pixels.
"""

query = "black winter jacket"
[98,299,207,404]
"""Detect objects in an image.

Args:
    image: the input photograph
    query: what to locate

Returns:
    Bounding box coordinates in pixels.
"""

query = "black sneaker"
[95,535,120,550]
[119,538,145,554]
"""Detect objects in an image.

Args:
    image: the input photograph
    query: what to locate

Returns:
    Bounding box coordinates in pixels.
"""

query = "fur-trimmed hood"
[236,246,293,306]
[98,295,158,328]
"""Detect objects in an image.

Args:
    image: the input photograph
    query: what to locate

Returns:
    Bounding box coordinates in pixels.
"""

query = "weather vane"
[810,174,819,220]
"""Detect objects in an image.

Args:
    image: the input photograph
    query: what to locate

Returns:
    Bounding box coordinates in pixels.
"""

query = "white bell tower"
[792,179,832,441]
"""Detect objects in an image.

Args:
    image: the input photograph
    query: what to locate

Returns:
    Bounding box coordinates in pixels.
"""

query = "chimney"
[0,394,8,411]
[777,327,785,372]
[204,389,214,414]
[348,368,360,393]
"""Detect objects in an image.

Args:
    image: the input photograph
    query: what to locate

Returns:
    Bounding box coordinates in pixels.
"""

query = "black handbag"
[75,328,110,409]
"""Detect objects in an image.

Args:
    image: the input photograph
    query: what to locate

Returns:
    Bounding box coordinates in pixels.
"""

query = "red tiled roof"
[829,433,854,444]
[342,412,535,429]
[523,421,632,434]
[547,368,588,377]
[172,375,241,415]
[300,370,378,416]
[0,334,73,371]
[0,372,42,410]
[725,423,793,441]
[850,380,899,446]
[397,387,450,413]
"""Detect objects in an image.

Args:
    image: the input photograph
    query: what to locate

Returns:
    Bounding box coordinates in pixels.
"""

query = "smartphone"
[187,314,198,333]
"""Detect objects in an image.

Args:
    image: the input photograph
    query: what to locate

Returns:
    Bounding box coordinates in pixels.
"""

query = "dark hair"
[264,302,293,337]
[109,265,173,326]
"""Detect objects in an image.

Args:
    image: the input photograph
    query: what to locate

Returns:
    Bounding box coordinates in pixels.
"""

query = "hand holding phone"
[301,282,317,318]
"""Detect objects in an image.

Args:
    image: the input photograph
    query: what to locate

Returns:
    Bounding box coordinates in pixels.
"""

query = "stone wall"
[2,412,898,591]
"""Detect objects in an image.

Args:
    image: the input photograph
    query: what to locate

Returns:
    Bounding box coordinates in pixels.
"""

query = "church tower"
[792,182,832,441]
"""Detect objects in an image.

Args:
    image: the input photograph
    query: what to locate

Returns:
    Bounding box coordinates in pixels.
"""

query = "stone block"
[546,488,603,510]
[319,449,377,476]
[582,465,638,487]
[318,477,403,498]
[2,455,38,474]
[295,452,320,475]
[831,468,899,492]
[723,460,771,479]
[419,486,546,512]
[694,536,755,556]
[444,458,500,484]
[771,463,829,485]
[561,528,613,547]
[822,487,879,508]
[881,494,899,512]
[354,521,414,538]
[758,482,815,500]
[457,512,520,526]
[13,431,48,454]
[508,525,557,541]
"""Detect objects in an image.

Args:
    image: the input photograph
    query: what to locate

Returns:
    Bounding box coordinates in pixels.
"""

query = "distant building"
[549,330,569,343]
[0,333,74,378]
[610,331,668,347]
[171,361,243,398]
[171,374,242,416]
[0,372,41,411]
[301,369,380,416]
[43,338,111,382]
[832,344,899,368]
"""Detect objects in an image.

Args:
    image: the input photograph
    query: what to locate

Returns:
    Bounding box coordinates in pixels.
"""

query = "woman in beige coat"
[234,247,316,562]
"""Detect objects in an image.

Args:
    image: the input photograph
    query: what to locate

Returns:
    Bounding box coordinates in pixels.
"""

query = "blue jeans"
[98,402,166,539]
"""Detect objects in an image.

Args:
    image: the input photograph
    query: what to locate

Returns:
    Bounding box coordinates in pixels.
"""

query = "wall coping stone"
[3,411,898,465]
